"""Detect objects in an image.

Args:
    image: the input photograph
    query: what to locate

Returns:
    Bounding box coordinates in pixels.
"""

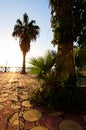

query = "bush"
[29,50,85,113]
[30,74,84,114]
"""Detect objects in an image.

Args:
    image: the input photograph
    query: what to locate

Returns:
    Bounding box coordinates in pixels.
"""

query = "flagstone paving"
[0,72,86,130]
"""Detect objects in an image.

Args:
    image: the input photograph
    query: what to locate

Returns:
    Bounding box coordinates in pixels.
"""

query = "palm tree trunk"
[56,42,75,77]
[21,53,26,74]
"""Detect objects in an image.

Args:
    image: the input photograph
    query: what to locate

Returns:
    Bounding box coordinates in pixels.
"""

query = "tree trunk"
[56,42,75,77]
[21,53,26,74]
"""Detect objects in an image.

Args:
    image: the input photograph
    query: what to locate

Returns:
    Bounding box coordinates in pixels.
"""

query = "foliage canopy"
[49,0,86,46]
[12,13,40,55]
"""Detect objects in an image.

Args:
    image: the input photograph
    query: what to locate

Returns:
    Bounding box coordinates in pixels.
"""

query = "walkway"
[0,72,86,130]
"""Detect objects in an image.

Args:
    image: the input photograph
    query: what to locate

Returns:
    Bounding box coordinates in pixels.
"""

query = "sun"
[6,46,22,67]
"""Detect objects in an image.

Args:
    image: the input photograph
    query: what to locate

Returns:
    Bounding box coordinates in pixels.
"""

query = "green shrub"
[30,74,84,113]
[29,51,85,113]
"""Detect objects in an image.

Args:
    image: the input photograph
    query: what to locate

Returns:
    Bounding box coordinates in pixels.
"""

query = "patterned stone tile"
[0,73,85,130]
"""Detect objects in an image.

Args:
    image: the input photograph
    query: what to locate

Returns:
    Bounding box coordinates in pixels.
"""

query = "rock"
[22,100,32,107]
[9,113,19,126]
[23,109,42,121]
[59,119,83,130]
[31,126,48,130]
[11,103,20,109]
[0,104,4,110]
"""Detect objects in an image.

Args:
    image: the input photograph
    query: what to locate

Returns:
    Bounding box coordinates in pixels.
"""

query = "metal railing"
[0,66,29,72]
[77,76,86,87]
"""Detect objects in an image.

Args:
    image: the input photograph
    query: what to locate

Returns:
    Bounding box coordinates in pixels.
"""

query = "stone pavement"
[0,72,86,130]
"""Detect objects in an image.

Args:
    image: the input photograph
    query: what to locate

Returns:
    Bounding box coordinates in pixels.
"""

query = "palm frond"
[16,19,23,26]
[29,50,57,79]
[44,50,57,70]
[23,13,29,25]
[29,20,36,25]
[29,57,44,69]
[29,56,45,78]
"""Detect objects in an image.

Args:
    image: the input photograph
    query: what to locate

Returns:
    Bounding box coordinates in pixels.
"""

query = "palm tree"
[12,13,40,73]
[29,50,57,85]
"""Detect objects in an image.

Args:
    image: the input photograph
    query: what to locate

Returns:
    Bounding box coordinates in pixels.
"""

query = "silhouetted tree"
[12,13,40,73]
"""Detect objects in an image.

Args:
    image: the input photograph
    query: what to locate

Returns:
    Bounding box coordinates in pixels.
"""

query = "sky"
[0,0,56,67]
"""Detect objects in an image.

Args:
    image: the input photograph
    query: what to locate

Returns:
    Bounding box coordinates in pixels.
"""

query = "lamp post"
[5,60,7,72]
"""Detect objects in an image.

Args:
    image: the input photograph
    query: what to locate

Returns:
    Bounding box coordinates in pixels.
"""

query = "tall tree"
[12,13,40,73]
[49,0,86,77]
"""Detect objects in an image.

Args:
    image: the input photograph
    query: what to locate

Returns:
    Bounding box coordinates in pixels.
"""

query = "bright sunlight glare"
[0,36,22,67]
[0,36,47,68]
